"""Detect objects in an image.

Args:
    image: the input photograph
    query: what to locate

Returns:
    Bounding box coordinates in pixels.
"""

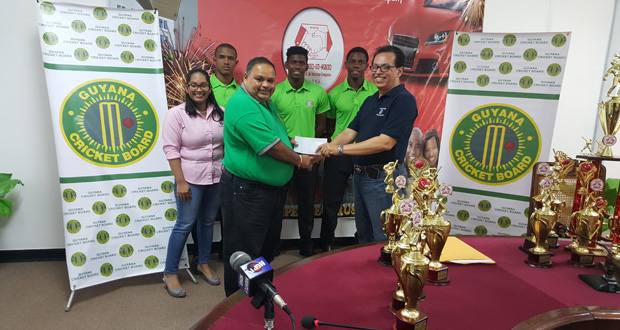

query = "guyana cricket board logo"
[60,79,159,167]
[450,103,541,185]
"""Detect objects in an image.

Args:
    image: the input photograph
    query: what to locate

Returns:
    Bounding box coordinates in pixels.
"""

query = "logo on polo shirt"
[305,100,314,107]
[449,103,540,185]
[377,108,387,117]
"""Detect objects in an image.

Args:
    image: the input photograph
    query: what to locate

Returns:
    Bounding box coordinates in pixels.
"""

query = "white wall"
[0,0,617,250]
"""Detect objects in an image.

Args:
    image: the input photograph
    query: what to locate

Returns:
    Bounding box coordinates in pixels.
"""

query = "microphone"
[301,315,383,330]
[556,224,619,293]
[229,251,292,314]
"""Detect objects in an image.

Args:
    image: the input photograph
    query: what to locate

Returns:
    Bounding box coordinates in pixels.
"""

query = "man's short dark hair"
[373,45,405,68]
[346,47,369,62]
[246,57,276,74]
[285,46,309,62]
[215,43,237,58]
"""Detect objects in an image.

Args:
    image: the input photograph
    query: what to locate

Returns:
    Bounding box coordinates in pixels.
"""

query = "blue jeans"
[164,182,220,274]
[353,165,407,243]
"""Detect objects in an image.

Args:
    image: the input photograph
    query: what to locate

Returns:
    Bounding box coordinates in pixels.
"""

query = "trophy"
[569,195,601,267]
[394,224,429,330]
[597,54,620,157]
[390,235,411,314]
[522,163,553,252]
[425,185,452,285]
[546,151,574,248]
[566,161,598,251]
[525,178,555,268]
[379,161,407,266]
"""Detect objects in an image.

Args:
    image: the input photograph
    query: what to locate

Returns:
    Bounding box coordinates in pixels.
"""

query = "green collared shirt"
[210,74,239,107]
[270,79,330,138]
[222,87,293,186]
[327,79,378,140]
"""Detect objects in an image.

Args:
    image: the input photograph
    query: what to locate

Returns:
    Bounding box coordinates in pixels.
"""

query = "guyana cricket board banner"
[37,2,185,290]
[438,32,571,236]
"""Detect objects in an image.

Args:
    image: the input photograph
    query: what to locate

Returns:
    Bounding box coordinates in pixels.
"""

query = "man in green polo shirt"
[321,47,378,252]
[210,43,239,107]
[221,57,317,296]
[271,46,330,257]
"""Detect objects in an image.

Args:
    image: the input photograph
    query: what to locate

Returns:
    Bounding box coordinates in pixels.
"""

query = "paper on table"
[439,236,495,264]
[293,136,328,155]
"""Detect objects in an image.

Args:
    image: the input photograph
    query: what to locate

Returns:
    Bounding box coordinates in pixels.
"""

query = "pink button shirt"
[163,103,224,185]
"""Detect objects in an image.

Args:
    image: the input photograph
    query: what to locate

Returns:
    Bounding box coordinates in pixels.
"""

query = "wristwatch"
[338,145,343,156]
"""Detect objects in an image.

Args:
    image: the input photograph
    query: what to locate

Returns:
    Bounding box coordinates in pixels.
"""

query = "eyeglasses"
[370,64,397,72]
[187,84,210,90]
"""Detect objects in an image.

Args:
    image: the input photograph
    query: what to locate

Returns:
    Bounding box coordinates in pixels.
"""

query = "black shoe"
[299,249,317,257]
[322,245,334,253]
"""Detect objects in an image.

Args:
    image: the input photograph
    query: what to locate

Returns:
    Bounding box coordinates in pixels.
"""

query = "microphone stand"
[558,224,620,293]
[264,300,275,330]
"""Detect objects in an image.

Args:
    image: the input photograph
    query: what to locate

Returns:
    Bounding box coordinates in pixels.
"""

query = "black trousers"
[321,155,353,246]
[287,164,319,252]
[220,169,287,297]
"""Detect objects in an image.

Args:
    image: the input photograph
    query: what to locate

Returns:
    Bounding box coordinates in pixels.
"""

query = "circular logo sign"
[478,200,492,212]
[141,12,155,24]
[43,32,58,45]
[603,135,617,146]
[540,177,553,190]
[439,184,453,196]
[498,62,512,75]
[457,33,470,46]
[411,210,422,226]
[144,39,157,52]
[96,36,110,49]
[112,184,127,197]
[450,103,541,185]
[547,63,562,77]
[66,219,81,234]
[519,76,533,89]
[551,34,567,47]
[71,252,87,267]
[92,201,107,215]
[59,79,159,167]
[537,163,551,175]
[96,230,110,244]
[118,24,132,36]
[116,213,131,227]
[395,175,407,189]
[74,48,89,61]
[480,48,493,60]
[590,178,605,191]
[141,225,156,238]
[498,216,511,228]
[71,20,86,33]
[456,209,469,221]
[523,48,538,61]
[399,199,415,215]
[164,208,177,221]
[100,263,114,277]
[145,255,159,269]
[93,7,107,20]
[454,61,467,73]
[282,8,344,89]
[120,51,134,64]
[138,197,152,210]
[474,225,488,236]
[119,244,134,258]
[63,188,77,202]
[502,34,517,47]
[161,181,174,193]
[476,74,490,87]
[40,2,55,15]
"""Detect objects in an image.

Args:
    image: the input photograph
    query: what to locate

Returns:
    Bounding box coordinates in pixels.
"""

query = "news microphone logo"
[237,257,273,296]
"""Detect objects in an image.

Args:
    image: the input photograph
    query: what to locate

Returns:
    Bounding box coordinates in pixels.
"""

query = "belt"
[354,163,403,179]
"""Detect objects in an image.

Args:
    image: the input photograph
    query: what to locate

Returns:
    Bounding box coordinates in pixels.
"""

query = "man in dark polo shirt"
[220,57,317,296]
[316,45,417,243]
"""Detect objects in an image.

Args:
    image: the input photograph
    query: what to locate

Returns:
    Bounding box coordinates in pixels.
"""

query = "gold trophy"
[390,235,411,314]
[546,151,574,248]
[525,178,556,268]
[569,194,600,267]
[566,161,598,251]
[425,187,452,285]
[379,161,407,266]
[394,224,429,330]
[597,54,620,157]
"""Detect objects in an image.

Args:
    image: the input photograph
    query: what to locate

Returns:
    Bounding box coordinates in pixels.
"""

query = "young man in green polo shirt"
[321,47,378,252]
[210,43,239,107]
[271,46,330,257]
[221,57,317,296]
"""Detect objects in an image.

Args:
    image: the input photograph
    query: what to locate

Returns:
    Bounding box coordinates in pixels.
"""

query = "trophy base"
[427,266,450,286]
[394,310,428,330]
[564,239,578,252]
[525,250,552,268]
[546,235,560,249]
[519,238,535,254]
[389,294,405,315]
[569,251,595,268]
[589,246,608,257]
[378,245,392,267]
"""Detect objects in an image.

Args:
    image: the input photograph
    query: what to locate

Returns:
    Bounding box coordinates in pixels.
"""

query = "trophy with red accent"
[379,161,407,266]
[525,178,556,268]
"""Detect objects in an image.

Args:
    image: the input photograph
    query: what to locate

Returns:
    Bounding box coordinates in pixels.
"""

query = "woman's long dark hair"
[184,68,224,123]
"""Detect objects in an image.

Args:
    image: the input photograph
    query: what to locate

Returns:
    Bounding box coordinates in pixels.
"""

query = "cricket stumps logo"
[450,103,541,185]
[60,79,159,167]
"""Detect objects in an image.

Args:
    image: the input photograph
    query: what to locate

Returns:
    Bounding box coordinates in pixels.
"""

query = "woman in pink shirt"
[162,69,224,297]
